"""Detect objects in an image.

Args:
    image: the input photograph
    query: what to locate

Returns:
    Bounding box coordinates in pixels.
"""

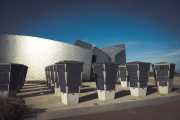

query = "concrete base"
[51,80,55,92]
[48,82,51,89]
[9,90,17,97]
[158,86,172,94]
[130,87,147,97]
[97,90,115,100]
[0,91,9,98]
[61,92,80,105]
[51,85,55,93]
[117,77,121,84]
[157,80,173,94]
[121,81,129,87]
[55,87,61,96]
[0,90,17,98]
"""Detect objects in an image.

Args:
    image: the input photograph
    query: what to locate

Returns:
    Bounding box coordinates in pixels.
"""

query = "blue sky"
[0,0,180,72]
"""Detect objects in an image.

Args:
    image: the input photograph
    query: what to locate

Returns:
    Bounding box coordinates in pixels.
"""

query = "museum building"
[0,34,126,81]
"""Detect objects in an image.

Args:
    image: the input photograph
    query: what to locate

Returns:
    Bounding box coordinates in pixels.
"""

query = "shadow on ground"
[17,84,54,98]
[147,85,157,96]
[22,107,49,120]
[81,85,90,88]
[80,88,97,93]
[172,85,180,93]
[79,93,98,103]
[115,90,130,99]
[21,86,42,89]
[18,91,54,98]
[19,87,50,93]
[172,88,180,92]
[146,85,180,95]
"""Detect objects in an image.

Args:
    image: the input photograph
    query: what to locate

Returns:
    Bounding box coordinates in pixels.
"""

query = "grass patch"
[0,97,26,120]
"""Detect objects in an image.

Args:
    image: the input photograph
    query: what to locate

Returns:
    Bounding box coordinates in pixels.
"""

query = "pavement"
[17,77,180,120]
[52,100,180,120]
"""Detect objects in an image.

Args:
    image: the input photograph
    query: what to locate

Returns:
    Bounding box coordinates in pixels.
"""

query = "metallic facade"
[0,35,92,81]
[100,44,126,65]
[74,40,111,62]
[0,34,126,81]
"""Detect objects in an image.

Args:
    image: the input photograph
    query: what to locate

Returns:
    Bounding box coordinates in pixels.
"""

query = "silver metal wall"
[92,47,111,62]
[74,40,111,62]
[100,44,126,65]
[0,35,92,81]
[115,49,126,65]
[74,40,93,50]
[0,35,126,81]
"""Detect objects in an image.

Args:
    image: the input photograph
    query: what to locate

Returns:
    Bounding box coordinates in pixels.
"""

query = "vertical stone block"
[152,62,175,94]
[92,62,119,100]
[54,65,61,96]
[0,63,28,98]
[118,65,128,87]
[126,62,151,97]
[56,60,84,105]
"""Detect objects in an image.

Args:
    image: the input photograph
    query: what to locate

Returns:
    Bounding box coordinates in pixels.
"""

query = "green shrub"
[149,72,154,77]
[0,97,26,120]
[174,71,179,74]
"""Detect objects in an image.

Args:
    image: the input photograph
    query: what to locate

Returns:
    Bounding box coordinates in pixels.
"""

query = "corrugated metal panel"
[100,44,126,64]
[0,35,92,81]
[74,40,92,50]
[75,40,111,62]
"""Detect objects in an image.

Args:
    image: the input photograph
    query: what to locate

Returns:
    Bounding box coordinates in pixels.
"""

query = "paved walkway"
[17,77,180,120]
[51,100,180,120]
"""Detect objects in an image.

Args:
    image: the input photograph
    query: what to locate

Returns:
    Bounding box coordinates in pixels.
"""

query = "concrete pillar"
[0,63,28,98]
[92,62,119,100]
[48,66,52,89]
[54,65,61,96]
[119,65,129,87]
[56,60,84,105]
[50,65,55,92]
[152,63,176,94]
[45,66,49,86]
[126,62,151,97]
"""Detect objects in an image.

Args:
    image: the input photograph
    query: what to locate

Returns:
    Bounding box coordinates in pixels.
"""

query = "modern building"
[100,44,126,65]
[0,34,126,81]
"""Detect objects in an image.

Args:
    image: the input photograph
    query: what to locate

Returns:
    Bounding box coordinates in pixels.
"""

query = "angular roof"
[74,40,93,50]
[0,62,22,65]
[152,62,176,65]
[92,62,120,65]
[55,60,84,64]
[125,61,151,64]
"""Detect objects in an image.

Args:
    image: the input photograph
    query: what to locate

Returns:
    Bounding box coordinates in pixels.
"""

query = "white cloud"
[125,42,139,48]
[165,49,180,56]
[146,51,162,53]
[126,42,139,45]
[174,41,179,43]
[82,38,88,42]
